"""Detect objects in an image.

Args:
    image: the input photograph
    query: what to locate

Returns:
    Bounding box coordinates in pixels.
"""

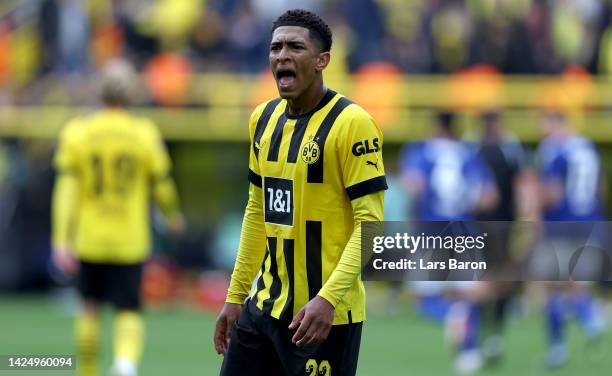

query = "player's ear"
[316,52,330,72]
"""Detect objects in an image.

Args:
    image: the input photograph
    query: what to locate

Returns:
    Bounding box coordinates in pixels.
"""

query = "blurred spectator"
[3,0,612,95]
[39,0,89,75]
[345,0,387,71]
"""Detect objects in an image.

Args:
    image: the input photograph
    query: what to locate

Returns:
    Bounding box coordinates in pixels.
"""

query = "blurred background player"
[51,59,185,376]
[400,112,498,222]
[475,111,527,365]
[399,111,498,374]
[535,111,606,369]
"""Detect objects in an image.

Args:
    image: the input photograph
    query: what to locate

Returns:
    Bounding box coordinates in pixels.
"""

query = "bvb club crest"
[301,138,320,164]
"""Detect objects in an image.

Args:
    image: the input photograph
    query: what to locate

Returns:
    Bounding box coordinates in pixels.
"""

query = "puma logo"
[366,160,378,170]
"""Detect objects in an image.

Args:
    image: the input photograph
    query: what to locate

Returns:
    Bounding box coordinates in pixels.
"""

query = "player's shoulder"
[248,97,283,137]
[133,115,158,133]
[335,94,373,123]
[251,97,283,120]
[59,115,88,141]
[332,94,380,137]
[568,135,596,151]
[115,111,160,138]
[537,137,563,167]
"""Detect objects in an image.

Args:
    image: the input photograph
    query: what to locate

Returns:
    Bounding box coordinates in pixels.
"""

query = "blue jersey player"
[536,111,605,369]
[399,112,497,374]
[400,112,497,222]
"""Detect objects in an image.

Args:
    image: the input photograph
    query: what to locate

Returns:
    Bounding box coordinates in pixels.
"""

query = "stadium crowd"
[3,0,612,89]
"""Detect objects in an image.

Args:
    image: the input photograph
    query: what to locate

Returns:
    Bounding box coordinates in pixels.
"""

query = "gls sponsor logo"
[352,138,380,156]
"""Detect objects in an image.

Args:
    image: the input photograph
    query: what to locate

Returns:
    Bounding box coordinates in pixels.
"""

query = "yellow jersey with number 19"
[53,109,175,264]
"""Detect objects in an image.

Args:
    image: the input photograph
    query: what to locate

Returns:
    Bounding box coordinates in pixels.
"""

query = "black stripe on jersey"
[286,116,310,163]
[346,176,389,200]
[285,90,337,163]
[248,168,262,187]
[253,99,281,160]
[306,221,322,300]
[262,237,281,315]
[307,97,353,183]
[348,310,353,324]
[251,247,270,306]
[266,114,288,162]
[279,239,295,322]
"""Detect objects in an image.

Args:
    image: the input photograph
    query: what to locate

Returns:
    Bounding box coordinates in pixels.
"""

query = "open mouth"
[276,69,297,90]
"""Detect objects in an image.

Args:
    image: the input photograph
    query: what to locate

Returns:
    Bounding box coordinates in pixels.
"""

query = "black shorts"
[78,261,143,310]
[220,300,362,376]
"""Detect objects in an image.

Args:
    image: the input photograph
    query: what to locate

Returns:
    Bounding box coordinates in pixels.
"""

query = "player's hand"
[52,246,79,275]
[289,295,334,347]
[214,302,242,355]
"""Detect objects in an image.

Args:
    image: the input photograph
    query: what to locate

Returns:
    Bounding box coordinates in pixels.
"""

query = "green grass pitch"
[0,294,610,375]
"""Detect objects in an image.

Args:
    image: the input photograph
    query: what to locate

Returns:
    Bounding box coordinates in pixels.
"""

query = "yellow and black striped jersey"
[233,90,387,325]
[52,109,177,264]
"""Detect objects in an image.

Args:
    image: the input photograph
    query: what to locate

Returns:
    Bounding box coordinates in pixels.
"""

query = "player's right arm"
[215,103,269,355]
[51,120,81,275]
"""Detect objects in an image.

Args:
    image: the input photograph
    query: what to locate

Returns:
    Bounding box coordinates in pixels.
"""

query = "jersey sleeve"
[142,119,181,217]
[247,102,270,187]
[52,120,81,247]
[145,120,172,180]
[226,183,267,304]
[318,190,384,307]
[339,109,388,200]
[52,172,78,247]
[53,120,81,173]
[226,102,271,304]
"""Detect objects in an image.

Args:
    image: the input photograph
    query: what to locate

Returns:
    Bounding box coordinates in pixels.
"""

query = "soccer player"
[536,111,605,369]
[399,112,497,374]
[214,9,387,376]
[400,112,497,222]
[51,60,184,376]
[475,111,527,365]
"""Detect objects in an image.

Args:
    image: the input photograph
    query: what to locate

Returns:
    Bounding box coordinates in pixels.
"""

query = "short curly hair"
[271,9,332,52]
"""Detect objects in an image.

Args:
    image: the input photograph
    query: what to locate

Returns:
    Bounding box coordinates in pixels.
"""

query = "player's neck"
[285,81,327,117]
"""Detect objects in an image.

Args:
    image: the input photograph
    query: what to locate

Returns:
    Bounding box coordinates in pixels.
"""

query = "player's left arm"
[290,108,387,347]
[51,122,80,274]
[320,108,387,305]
